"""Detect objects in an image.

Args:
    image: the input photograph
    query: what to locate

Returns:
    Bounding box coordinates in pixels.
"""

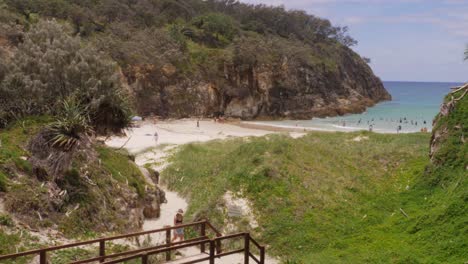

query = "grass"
[0,229,43,264]
[96,146,147,197]
[0,117,51,189]
[161,130,467,263]
[0,117,156,253]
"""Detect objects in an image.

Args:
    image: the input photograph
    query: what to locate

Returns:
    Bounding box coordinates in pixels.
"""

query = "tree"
[0,20,131,132]
[192,12,237,46]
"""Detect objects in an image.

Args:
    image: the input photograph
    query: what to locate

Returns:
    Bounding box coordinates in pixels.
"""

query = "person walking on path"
[172,209,184,242]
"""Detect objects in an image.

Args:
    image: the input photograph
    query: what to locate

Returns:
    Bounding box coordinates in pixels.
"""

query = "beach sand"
[105,119,306,153]
[105,119,281,263]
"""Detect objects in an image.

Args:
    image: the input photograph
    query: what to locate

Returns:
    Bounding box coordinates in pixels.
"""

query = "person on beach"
[197,119,200,128]
[154,131,159,143]
[172,209,184,242]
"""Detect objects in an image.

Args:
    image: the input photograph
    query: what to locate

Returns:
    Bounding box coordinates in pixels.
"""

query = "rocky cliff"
[429,84,467,168]
[131,45,390,120]
[0,0,391,121]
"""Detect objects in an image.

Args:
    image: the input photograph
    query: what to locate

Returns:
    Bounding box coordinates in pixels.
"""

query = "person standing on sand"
[154,131,159,143]
[197,119,200,128]
[172,209,184,242]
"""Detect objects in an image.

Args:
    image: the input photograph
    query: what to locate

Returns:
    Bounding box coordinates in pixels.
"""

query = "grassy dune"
[162,131,466,263]
[0,118,149,259]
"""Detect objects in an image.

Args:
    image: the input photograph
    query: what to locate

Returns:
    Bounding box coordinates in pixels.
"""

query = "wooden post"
[209,240,215,264]
[201,222,206,253]
[166,229,171,261]
[39,251,47,264]
[216,234,222,254]
[142,253,148,264]
[99,241,105,263]
[260,246,265,264]
[244,233,250,264]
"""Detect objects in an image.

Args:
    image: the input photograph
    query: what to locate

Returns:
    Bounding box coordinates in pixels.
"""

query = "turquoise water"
[249,81,463,133]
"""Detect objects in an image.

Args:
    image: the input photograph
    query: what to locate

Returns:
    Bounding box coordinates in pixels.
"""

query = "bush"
[47,98,92,151]
[191,12,237,47]
[0,170,7,192]
[0,19,132,133]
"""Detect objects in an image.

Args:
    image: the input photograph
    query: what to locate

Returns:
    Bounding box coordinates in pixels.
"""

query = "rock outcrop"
[429,84,467,167]
[132,46,390,120]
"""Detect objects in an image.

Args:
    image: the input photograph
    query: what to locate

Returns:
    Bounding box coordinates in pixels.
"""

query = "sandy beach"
[105,119,306,153]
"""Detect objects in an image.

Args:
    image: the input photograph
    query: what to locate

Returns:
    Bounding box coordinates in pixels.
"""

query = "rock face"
[132,47,390,119]
[429,84,467,166]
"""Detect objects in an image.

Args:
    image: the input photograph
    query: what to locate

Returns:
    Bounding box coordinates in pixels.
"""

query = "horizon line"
[383,80,465,84]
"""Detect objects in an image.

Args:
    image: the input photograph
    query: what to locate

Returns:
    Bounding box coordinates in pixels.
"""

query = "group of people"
[337,116,430,133]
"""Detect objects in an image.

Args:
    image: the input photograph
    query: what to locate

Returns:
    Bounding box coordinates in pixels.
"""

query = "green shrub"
[0,170,7,191]
[47,98,92,151]
[0,20,132,133]
[0,213,14,227]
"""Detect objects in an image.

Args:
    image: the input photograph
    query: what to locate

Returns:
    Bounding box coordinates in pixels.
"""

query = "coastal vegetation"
[161,90,467,263]
[0,0,389,122]
[0,0,465,263]
[0,117,161,258]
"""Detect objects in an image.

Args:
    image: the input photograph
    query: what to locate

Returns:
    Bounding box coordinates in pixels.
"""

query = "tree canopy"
[0,20,131,132]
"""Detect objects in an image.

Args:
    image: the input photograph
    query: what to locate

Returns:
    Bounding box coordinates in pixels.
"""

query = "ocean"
[247,81,463,133]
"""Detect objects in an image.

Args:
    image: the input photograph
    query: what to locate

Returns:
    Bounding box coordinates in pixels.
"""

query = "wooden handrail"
[0,220,267,264]
[0,220,206,261]
[70,236,208,264]
[101,238,211,264]
[205,221,222,236]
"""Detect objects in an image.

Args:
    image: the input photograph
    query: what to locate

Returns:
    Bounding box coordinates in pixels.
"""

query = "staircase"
[0,220,266,264]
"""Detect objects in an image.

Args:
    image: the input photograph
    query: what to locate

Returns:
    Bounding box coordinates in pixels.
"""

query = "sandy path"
[106,119,281,263]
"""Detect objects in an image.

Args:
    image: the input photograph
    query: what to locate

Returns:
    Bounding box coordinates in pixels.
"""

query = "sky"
[239,0,468,82]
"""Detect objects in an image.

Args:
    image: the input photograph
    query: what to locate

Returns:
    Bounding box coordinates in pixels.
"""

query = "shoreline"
[106,118,428,155]
[235,120,428,134]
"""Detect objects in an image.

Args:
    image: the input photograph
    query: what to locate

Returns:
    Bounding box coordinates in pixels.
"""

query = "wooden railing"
[0,220,265,264]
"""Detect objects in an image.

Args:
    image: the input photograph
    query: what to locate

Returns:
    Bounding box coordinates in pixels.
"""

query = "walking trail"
[106,119,284,263]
